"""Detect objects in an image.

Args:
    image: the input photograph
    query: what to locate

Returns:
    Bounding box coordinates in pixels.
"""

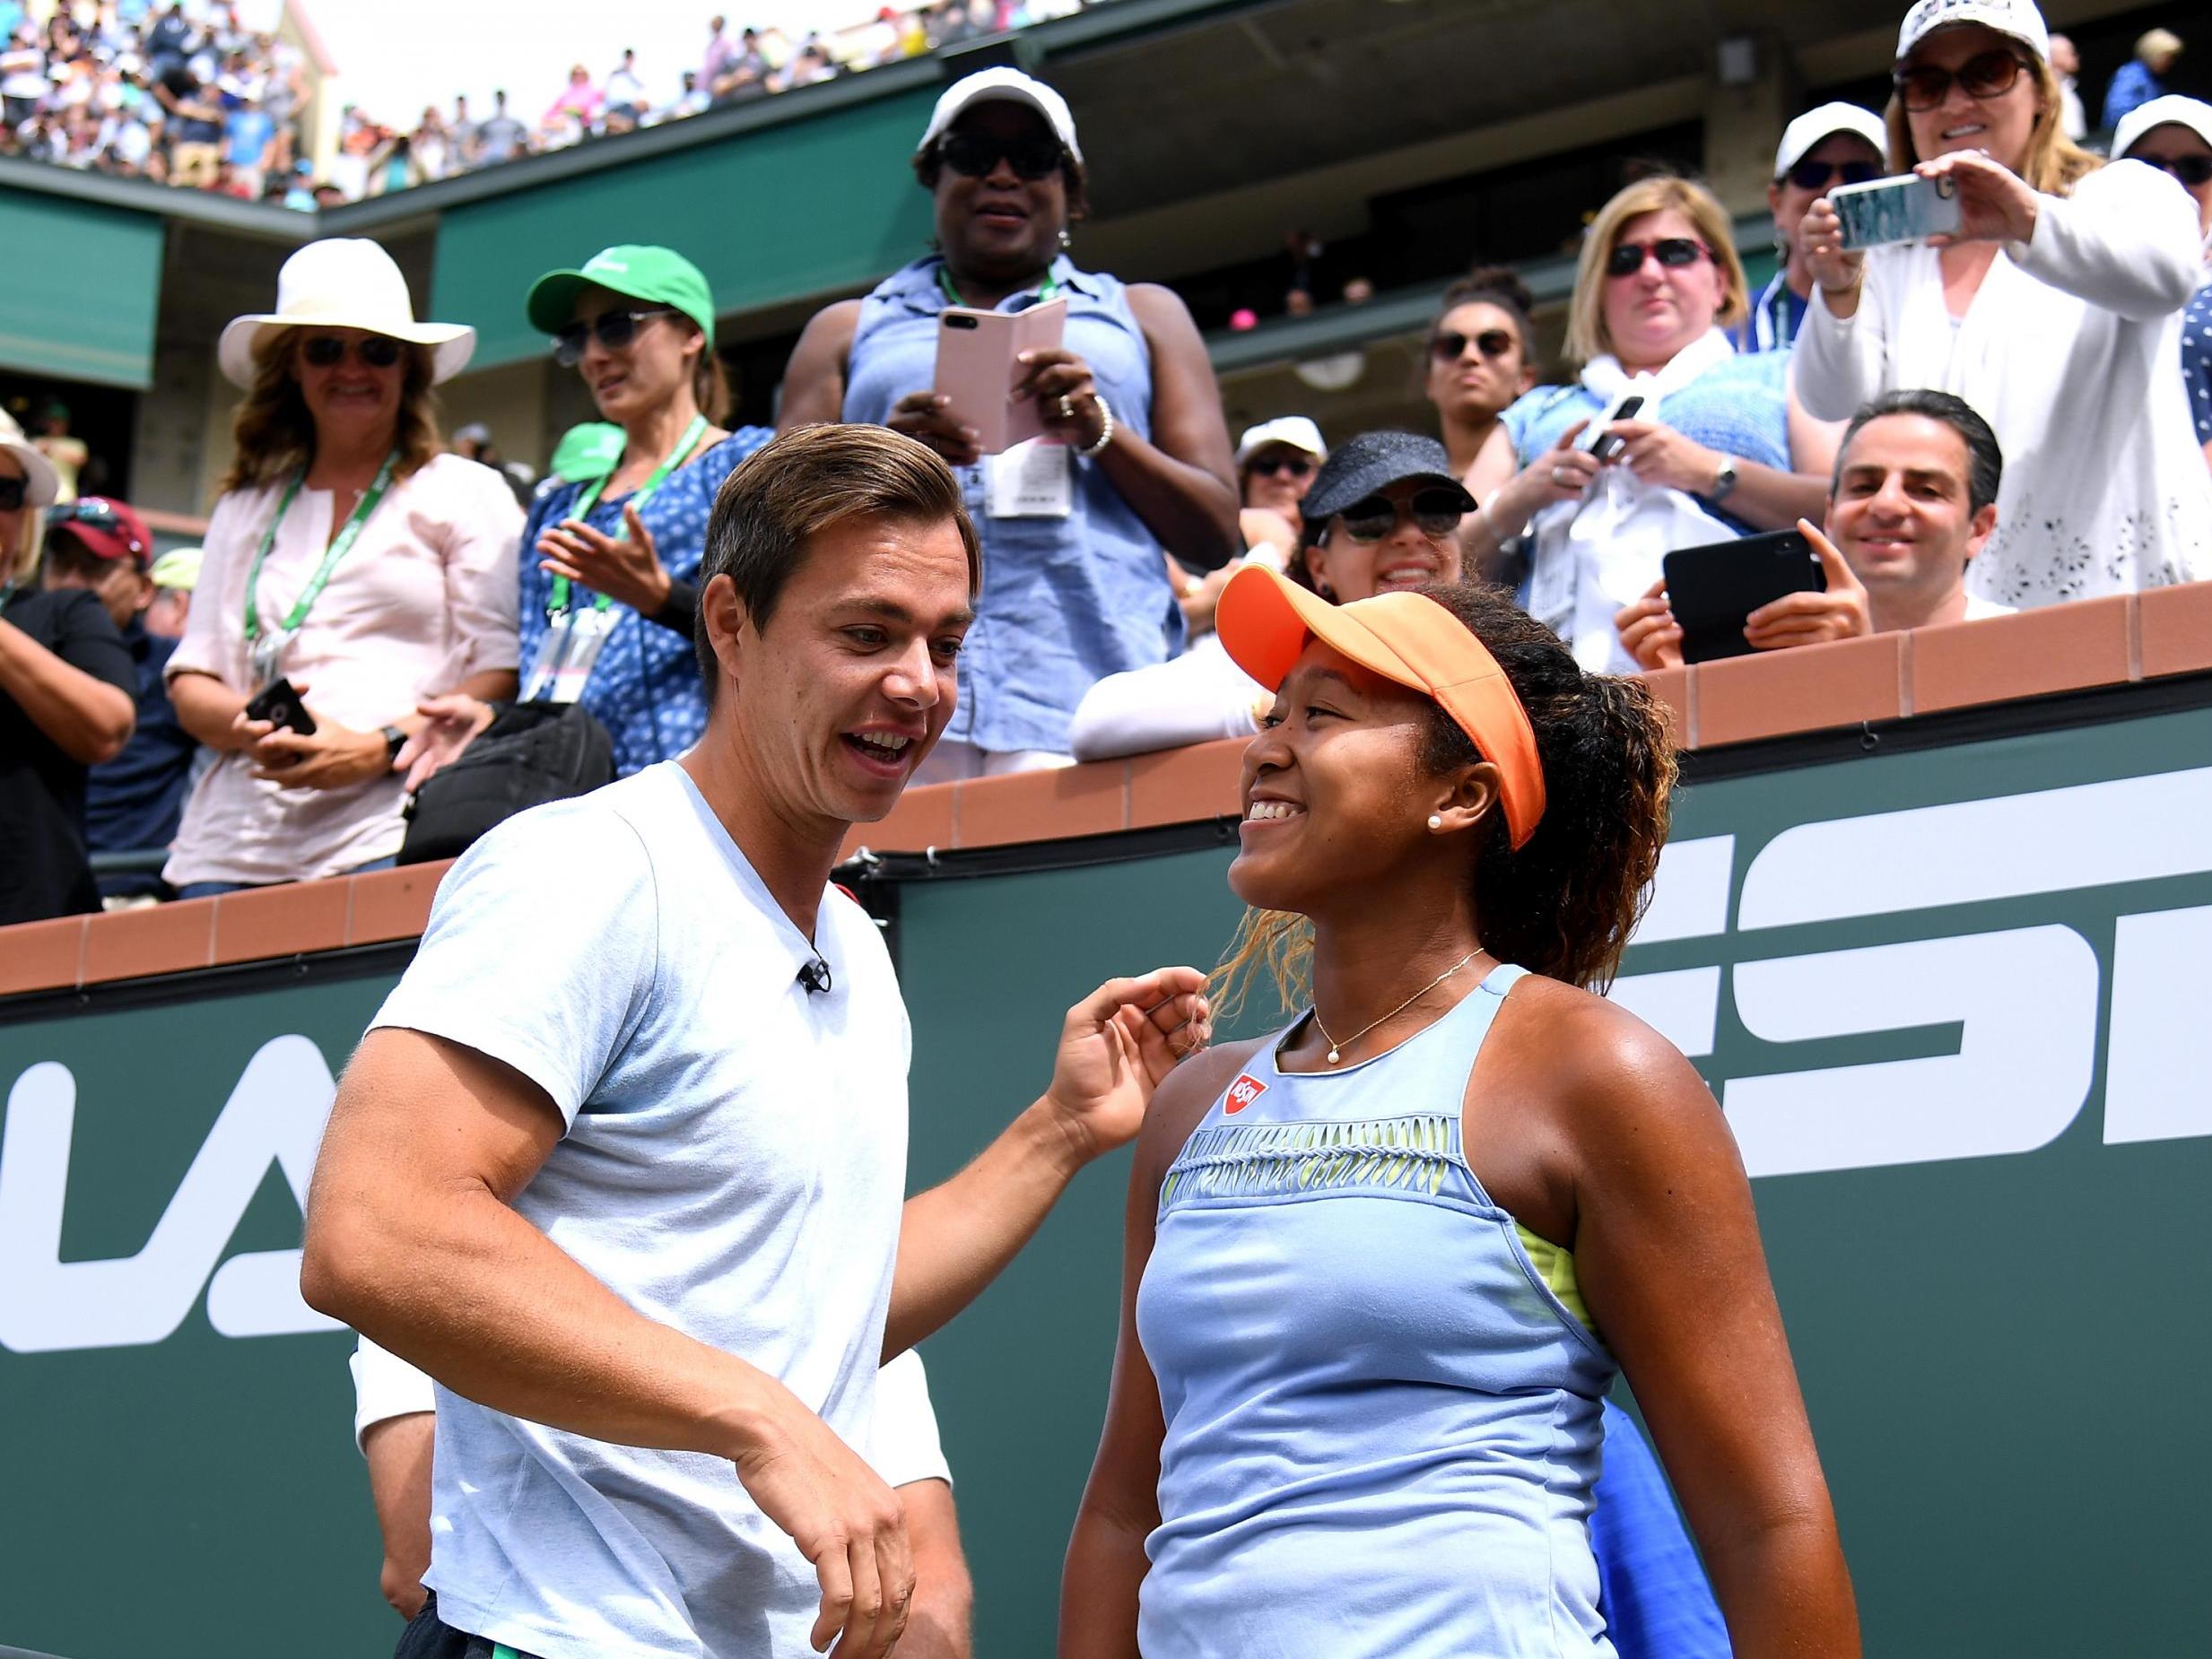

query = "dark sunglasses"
[1604,237,1711,279]
[1429,327,1518,362]
[2133,152,2212,187]
[46,499,144,556]
[1337,487,1467,543]
[0,475,27,511]
[552,307,677,367]
[1894,48,2033,113]
[938,131,1064,181]
[300,333,405,369]
[1249,455,1314,479]
[1785,157,1885,191]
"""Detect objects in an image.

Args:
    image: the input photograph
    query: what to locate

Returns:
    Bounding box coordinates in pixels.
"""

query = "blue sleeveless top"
[842,254,1174,755]
[1136,964,1620,1659]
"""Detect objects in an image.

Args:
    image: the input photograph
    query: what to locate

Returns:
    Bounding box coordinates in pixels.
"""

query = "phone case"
[932,297,1068,455]
[1662,531,1825,663]
[1579,391,1646,459]
[244,677,318,735]
[1830,175,1961,250]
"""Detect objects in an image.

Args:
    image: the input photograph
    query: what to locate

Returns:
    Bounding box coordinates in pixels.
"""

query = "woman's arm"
[1602,420,1831,534]
[779,300,864,433]
[1095,284,1242,571]
[1561,999,1859,1658]
[1792,201,1889,423]
[0,608,135,764]
[2003,157,2202,321]
[168,668,256,751]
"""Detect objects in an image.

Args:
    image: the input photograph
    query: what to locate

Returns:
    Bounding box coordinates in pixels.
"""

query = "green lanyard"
[548,413,709,618]
[936,264,1061,309]
[242,448,399,648]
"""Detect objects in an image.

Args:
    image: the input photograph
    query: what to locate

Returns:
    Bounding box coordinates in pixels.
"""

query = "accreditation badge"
[984,439,1075,518]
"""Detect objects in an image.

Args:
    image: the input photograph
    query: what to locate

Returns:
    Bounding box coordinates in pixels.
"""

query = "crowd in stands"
[4,0,2211,933]
[0,0,1101,204]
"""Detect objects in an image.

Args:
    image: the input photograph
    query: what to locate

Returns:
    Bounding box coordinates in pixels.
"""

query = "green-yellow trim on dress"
[1515,1224,1592,1332]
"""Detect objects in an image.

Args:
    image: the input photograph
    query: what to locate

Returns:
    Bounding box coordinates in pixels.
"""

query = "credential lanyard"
[936,264,1061,309]
[546,413,709,619]
[242,448,399,680]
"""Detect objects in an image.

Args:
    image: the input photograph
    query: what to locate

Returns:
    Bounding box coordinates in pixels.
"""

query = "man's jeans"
[394,1592,540,1659]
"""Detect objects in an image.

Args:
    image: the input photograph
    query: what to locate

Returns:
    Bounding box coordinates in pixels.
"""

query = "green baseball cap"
[526,245,717,347]
[548,421,626,483]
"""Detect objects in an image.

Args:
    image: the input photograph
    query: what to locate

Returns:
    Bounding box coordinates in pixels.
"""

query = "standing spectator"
[156,56,222,187]
[665,70,708,123]
[602,48,645,128]
[1737,103,1888,353]
[2103,29,2182,133]
[1797,0,2209,604]
[447,93,475,168]
[781,68,1240,778]
[143,3,191,74]
[0,419,135,925]
[408,106,450,182]
[2113,95,2212,472]
[1424,269,1538,485]
[2048,32,2086,141]
[711,28,767,101]
[39,497,196,904]
[1618,389,2015,669]
[32,401,89,502]
[262,30,303,173]
[161,239,520,896]
[222,88,273,195]
[146,543,200,640]
[3,24,48,127]
[1234,416,1325,560]
[470,88,527,167]
[701,14,733,97]
[1498,174,1834,670]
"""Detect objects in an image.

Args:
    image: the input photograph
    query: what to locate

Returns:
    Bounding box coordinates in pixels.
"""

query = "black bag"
[397,702,616,864]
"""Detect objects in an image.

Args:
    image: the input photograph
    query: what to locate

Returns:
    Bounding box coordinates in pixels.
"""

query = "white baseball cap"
[1774,102,1891,178]
[1235,417,1328,468]
[2112,94,2212,163]
[217,238,475,389]
[1896,0,2050,64]
[915,67,1082,167]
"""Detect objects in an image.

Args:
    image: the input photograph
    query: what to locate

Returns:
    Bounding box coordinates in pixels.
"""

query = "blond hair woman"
[1795,0,2208,606]
[163,239,522,896]
[1479,174,1836,670]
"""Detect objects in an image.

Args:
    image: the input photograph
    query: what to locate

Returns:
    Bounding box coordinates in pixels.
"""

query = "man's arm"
[883,969,1208,1358]
[361,1411,434,1620]
[0,609,135,764]
[301,1027,917,1659]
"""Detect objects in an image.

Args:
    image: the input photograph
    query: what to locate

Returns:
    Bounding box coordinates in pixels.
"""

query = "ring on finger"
[1057,395,1075,420]
[1552,465,1571,484]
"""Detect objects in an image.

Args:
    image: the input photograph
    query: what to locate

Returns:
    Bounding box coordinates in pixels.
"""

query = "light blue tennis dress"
[1136,964,1620,1658]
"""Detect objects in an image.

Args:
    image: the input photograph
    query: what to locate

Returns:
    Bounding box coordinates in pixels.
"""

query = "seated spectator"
[1795,0,2208,604]
[711,28,769,101]
[1069,430,1467,760]
[665,69,709,124]
[542,64,602,144]
[1496,174,1834,671]
[2112,96,2212,470]
[0,416,136,925]
[1737,102,1888,353]
[602,48,645,129]
[147,544,201,640]
[1615,388,2012,669]
[2103,28,2182,132]
[1171,416,1328,644]
[39,497,197,904]
[221,87,273,195]
[161,239,521,897]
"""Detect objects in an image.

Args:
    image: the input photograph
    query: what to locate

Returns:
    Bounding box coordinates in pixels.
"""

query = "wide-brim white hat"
[0,409,59,508]
[218,237,475,389]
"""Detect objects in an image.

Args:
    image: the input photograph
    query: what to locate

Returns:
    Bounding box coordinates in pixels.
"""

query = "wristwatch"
[1709,456,1740,504]
[380,725,407,764]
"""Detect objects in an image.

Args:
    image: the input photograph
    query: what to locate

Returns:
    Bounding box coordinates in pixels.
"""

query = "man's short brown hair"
[696,423,982,691]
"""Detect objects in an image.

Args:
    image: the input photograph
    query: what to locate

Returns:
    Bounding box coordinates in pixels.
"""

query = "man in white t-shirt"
[1615,387,2014,667]
[301,423,1206,1659]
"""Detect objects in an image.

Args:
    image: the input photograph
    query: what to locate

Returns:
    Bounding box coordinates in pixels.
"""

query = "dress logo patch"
[1224,1074,1267,1115]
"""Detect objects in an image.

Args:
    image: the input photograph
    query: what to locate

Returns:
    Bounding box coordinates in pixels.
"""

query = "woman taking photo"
[1484,175,1834,669]
[163,238,520,896]
[780,67,1241,780]
[1794,0,2208,603]
[1062,567,1855,1656]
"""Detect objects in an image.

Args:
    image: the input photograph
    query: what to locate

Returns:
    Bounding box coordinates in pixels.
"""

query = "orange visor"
[1215,564,1546,848]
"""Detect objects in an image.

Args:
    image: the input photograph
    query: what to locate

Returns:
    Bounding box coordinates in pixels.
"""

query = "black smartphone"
[243,675,318,735]
[1660,530,1826,664]
[1578,391,1646,463]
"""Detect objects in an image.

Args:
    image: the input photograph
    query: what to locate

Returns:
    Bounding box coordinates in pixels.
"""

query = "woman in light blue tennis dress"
[1060,568,1859,1657]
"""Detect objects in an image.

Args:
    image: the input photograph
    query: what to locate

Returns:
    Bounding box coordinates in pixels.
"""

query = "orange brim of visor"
[1215,563,1546,849]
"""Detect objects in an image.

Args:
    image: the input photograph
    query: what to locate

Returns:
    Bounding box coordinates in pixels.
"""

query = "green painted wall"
[430,89,941,370]
[4,698,2208,1656]
[0,191,163,387]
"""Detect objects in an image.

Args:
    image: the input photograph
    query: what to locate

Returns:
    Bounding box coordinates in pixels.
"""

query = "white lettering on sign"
[0,1035,342,1354]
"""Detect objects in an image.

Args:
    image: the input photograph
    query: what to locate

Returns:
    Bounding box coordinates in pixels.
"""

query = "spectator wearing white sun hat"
[163,237,521,896]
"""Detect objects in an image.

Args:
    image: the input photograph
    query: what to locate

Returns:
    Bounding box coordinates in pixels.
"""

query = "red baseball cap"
[46,497,153,570]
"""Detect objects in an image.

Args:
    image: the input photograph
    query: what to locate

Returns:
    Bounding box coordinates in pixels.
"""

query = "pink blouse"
[164,454,521,887]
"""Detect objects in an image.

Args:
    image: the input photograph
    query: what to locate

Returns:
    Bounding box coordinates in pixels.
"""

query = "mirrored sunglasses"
[1429,327,1518,362]
[1784,157,1884,192]
[938,131,1065,181]
[300,333,405,369]
[1894,48,2032,113]
[1337,487,1467,543]
[553,307,678,367]
[1605,237,1711,279]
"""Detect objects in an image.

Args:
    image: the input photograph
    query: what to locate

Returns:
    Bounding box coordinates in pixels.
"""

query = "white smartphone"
[1578,391,1646,461]
[1830,174,1961,250]
[932,297,1068,455]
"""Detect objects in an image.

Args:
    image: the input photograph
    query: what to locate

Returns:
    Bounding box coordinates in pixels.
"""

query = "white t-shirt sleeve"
[351,1333,437,1451]
[869,1349,952,1490]
[369,798,660,1125]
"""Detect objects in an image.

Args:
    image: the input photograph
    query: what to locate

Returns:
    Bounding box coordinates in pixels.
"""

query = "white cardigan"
[1795,159,2209,607]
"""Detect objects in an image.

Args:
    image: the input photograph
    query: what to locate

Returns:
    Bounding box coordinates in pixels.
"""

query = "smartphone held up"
[932,296,1069,455]
[1829,173,1961,250]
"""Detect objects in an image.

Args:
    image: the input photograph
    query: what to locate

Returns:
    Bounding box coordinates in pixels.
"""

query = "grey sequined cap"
[1301,430,1475,524]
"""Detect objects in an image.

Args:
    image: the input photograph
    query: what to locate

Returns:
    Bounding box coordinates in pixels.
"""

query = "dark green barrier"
[4,692,2208,1656]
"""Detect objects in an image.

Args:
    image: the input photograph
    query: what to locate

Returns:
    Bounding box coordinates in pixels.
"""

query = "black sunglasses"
[0,475,27,511]
[1337,487,1467,543]
[1249,455,1314,479]
[1785,157,1884,191]
[1430,327,1518,362]
[938,131,1064,181]
[1894,48,2033,113]
[1605,236,1711,279]
[553,307,677,367]
[300,333,405,369]
[2133,152,2212,187]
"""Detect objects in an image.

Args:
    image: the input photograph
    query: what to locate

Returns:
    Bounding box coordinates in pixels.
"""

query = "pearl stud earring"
[1427,813,1443,831]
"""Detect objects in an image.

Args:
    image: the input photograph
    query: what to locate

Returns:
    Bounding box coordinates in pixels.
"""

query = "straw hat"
[218,238,475,389]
